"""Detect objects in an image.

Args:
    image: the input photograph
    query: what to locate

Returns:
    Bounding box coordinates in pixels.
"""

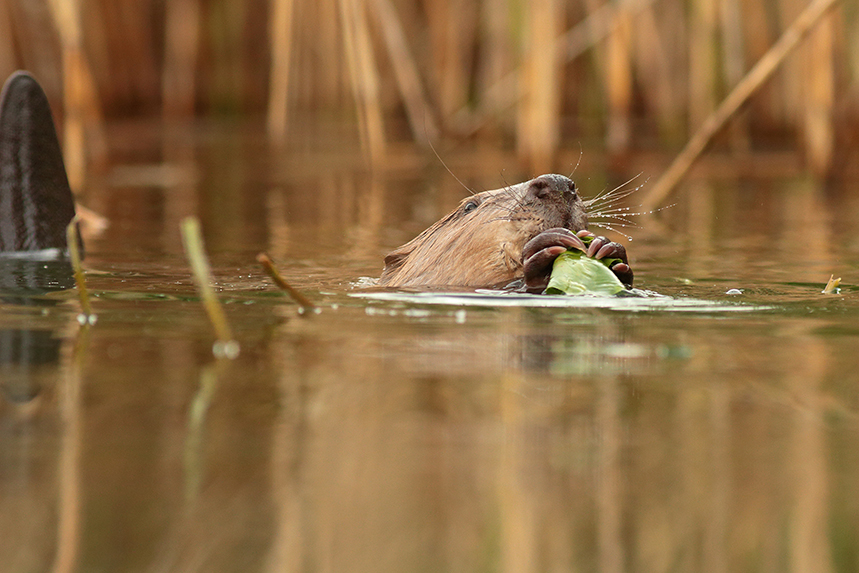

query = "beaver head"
[379,174,587,287]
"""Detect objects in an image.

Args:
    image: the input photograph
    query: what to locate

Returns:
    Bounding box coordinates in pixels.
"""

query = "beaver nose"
[525,174,576,200]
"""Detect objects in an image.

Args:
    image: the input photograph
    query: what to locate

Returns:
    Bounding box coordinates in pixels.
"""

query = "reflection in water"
[0,328,63,403]
[2,131,859,571]
[0,257,76,406]
[0,255,81,573]
[0,257,76,295]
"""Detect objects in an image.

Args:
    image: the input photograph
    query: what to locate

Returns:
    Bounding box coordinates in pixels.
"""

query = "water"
[2,124,859,572]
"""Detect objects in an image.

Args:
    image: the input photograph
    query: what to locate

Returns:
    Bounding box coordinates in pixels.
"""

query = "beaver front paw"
[522,228,634,293]
[581,232,634,288]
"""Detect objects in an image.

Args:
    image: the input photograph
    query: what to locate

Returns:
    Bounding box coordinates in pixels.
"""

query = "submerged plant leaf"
[544,250,624,295]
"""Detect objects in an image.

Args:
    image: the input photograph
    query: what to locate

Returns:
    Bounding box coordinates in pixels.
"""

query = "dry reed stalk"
[688,0,718,133]
[207,2,249,113]
[634,5,684,142]
[738,0,777,126]
[291,0,313,110]
[48,0,106,191]
[849,10,859,93]
[328,0,349,106]
[641,0,844,211]
[348,173,384,261]
[66,218,93,320]
[452,0,656,136]
[180,217,239,358]
[779,0,805,123]
[267,0,295,143]
[52,323,88,573]
[557,0,653,68]
[605,5,633,154]
[441,0,476,120]
[370,0,439,144]
[822,275,841,294]
[803,11,835,174]
[49,0,85,190]
[265,366,306,573]
[337,0,386,162]
[719,0,751,151]
[185,363,218,503]
[6,1,60,94]
[475,0,512,110]
[163,0,202,117]
[704,380,731,572]
[423,0,453,119]
[264,189,290,261]
[257,253,319,315]
[517,0,560,172]
[786,340,833,573]
[310,0,347,111]
[0,0,15,78]
[596,378,624,573]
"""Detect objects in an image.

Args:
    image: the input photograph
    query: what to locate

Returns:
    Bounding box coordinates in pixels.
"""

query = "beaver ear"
[383,248,410,271]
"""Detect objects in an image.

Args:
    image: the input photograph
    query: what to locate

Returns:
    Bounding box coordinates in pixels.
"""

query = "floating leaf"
[544,250,624,296]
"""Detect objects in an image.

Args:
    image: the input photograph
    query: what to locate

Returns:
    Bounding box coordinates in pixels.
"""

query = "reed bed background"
[1,0,856,178]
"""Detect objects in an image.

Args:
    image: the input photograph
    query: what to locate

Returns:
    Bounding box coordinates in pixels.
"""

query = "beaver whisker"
[589,211,637,223]
[588,181,647,205]
[492,192,537,216]
[591,203,645,214]
[484,194,517,208]
[595,220,639,227]
[586,193,646,221]
[585,173,643,202]
[589,208,641,221]
[591,216,638,229]
[499,174,537,213]
[589,221,634,241]
[590,201,675,219]
[584,174,645,209]
[489,203,521,216]
[567,144,583,179]
[495,215,540,224]
[481,216,520,225]
[585,186,641,211]
[499,179,527,212]
[429,139,477,196]
[589,209,638,221]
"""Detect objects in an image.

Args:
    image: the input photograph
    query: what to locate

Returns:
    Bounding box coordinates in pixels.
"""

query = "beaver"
[379,174,633,293]
[0,71,632,294]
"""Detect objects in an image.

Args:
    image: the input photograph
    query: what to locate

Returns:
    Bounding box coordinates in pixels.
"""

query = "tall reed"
[0,0,853,176]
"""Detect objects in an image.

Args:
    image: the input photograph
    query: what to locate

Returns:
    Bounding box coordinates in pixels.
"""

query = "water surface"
[2,125,859,572]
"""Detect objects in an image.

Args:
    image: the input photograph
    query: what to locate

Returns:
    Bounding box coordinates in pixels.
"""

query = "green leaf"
[544,250,625,295]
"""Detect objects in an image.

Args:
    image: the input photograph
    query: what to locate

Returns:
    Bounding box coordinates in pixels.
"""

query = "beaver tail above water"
[0,71,78,255]
[379,174,633,292]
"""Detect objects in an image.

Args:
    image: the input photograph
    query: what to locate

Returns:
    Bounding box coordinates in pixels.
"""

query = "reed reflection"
[0,258,76,405]
[250,301,859,572]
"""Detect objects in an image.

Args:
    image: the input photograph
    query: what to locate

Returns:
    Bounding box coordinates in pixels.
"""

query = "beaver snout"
[522,173,585,231]
[525,174,577,201]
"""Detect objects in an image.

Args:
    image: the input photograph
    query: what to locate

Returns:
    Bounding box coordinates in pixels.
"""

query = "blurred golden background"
[5,4,859,573]
[0,0,853,184]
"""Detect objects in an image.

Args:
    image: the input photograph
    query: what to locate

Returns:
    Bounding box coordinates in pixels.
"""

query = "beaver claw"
[522,228,634,293]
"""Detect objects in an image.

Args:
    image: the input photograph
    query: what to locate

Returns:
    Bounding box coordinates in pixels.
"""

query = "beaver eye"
[463,200,479,214]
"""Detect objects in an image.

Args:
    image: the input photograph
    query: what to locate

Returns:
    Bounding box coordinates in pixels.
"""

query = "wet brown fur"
[379,175,588,287]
